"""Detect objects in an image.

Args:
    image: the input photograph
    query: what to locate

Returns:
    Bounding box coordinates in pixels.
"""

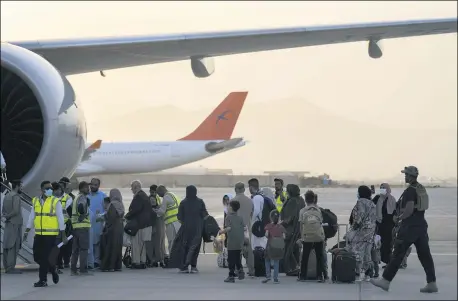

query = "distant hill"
[88,97,457,179]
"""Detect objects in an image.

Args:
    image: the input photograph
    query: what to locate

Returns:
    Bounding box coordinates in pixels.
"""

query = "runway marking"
[198,252,457,256]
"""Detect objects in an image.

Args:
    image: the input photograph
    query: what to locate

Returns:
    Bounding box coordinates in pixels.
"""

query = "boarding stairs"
[1,181,35,265]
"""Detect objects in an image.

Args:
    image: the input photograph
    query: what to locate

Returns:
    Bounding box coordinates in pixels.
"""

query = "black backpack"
[202,215,220,243]
[321,208,338,239]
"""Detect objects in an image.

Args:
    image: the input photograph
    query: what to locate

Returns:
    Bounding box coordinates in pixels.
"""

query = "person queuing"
[99,189,124,272]
[371,166,438,293]
[273,178,288,213]
[88,178,106,268]
[156,185,182,254]
[2,179,23,274]
[177,185,208,273]
[23,181,67,287]
[70,181,92,276]
[231,182,255,277]
[147,185,166,267]
[125,180,153,269]
[52,181,73,271]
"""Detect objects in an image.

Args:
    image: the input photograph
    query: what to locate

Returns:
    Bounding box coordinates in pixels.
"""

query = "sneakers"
[237,270,245,280]
[79,271,94,276]
[370,278,391,291]
[52,270,60,284]
[70,270,80,276]
[190,267,199,274]
[224,276,235,283]
[262,278,271,284]
[179,267,189,273]
[273,279,280,284]
[420,282,438,293]
[34,280,47,287]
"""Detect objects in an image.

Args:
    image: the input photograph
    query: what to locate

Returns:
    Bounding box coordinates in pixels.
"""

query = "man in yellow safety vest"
[23,180,67,287]
[156,185,181,254]
[53,180,73,271]
[274,178,288,213]
[70,181,92,276]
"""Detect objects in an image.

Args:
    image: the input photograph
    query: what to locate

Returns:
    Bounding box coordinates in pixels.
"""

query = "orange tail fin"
[179,92,248,141]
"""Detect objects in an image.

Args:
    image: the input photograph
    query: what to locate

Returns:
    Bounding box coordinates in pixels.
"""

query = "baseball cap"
[401,166,419,177]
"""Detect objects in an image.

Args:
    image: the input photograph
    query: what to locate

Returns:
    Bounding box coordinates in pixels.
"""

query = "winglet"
[88,139,102,150]
[179,92,248,141]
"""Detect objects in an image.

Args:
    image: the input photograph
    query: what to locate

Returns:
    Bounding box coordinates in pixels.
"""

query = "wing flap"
[11,18,457,75]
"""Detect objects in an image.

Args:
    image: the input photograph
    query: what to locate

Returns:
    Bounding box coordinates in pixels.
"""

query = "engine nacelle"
[191,56,215,78]
[368,39,383,59]
[1,43,87,195]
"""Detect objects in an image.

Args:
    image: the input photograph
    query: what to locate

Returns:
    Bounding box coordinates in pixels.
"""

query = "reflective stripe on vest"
[164,192,180,225]
[61,194,70,222]
[32,197,60,236]
[275,191,288,213]
[71,194,91,229]
[156,195,162,206]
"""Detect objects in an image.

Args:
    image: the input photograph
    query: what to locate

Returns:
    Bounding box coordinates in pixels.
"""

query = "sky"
[1,1,457,179]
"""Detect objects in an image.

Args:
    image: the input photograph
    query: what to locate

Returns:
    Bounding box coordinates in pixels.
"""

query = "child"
[365,234,381,280]
[263,210,286,284]
[219,200,245,283]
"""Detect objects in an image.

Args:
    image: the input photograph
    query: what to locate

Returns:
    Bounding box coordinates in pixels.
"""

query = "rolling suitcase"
[331,224,356,283]
[253,247,266,277]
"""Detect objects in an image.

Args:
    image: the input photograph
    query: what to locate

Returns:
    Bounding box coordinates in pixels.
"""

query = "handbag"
[124,219,139,236]
[251,213,265,238]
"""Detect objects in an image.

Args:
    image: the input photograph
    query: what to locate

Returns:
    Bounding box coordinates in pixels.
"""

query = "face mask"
[45,189,53,197]
[379,188,387,195]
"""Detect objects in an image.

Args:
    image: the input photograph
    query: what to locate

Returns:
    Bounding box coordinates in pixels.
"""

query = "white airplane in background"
[74,92,248,177]
[0,17,456,194]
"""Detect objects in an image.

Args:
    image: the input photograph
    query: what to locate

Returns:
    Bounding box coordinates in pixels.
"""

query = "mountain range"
[88,97,457,180]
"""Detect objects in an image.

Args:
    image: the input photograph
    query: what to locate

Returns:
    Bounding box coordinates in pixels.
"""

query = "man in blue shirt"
[88,178,106,268]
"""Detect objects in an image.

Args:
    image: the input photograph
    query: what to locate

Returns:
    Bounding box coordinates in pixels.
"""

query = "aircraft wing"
[10,18,457,76]
[81,140,102,162]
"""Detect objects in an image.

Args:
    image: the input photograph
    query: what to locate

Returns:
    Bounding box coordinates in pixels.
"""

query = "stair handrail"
[1,181,33,206]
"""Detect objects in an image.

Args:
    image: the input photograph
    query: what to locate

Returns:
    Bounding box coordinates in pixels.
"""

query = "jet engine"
[1,43,87,195]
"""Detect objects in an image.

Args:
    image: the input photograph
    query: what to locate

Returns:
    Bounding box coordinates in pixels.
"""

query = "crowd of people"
[1,165,438,293]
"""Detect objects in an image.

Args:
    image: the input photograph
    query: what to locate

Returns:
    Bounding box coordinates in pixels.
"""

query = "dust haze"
[1,1,456,180]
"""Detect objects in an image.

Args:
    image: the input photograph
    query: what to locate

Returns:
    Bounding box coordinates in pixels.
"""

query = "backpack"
[202,215,220,243]
[301,207,325,243]
[266,225,285,260]
[411,183,429,211]
[321,208,338,239]
[261,195,276,228]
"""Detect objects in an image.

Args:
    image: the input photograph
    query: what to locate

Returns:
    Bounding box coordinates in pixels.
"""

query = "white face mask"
[379,188,387,195]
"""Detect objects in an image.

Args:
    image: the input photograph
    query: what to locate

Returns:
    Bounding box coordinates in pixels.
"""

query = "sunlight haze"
[1,1,456,179]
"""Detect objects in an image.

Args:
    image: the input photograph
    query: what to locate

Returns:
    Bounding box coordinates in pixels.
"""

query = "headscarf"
[223,193,232,214]
[109,188,125,217]
[376,183,396,223]
[185,185,198,200]
[260,187,274,201]
[286,184,300,197]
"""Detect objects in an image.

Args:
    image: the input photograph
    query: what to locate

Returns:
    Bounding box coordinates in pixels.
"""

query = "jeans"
[322,240,328,277]
[227,249,243,277]
[265,259,280,280]
[299,241,324,280]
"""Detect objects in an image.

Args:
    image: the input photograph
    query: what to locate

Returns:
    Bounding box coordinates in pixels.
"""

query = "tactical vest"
[410,182,429,211]
[32,196,59,236]
[275,191,288,213]
[71,195,91,229]
[164,192,181,225]
[60,194,70,222]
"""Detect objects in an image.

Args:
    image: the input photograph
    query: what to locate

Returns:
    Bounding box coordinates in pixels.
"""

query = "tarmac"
[1,187,456,300]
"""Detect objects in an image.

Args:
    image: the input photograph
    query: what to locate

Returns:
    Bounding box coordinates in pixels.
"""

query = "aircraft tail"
[179,92,248,141]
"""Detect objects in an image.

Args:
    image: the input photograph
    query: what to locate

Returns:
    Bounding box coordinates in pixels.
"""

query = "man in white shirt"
[23,180,67,287]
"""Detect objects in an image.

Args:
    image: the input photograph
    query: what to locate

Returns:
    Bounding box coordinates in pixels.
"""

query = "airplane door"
[170,144,181,158]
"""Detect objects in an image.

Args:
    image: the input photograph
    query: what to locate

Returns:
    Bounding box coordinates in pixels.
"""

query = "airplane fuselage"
[74,140,240,176]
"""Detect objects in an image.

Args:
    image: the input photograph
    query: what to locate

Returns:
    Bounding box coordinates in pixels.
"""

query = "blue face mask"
[45,189,53,197]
